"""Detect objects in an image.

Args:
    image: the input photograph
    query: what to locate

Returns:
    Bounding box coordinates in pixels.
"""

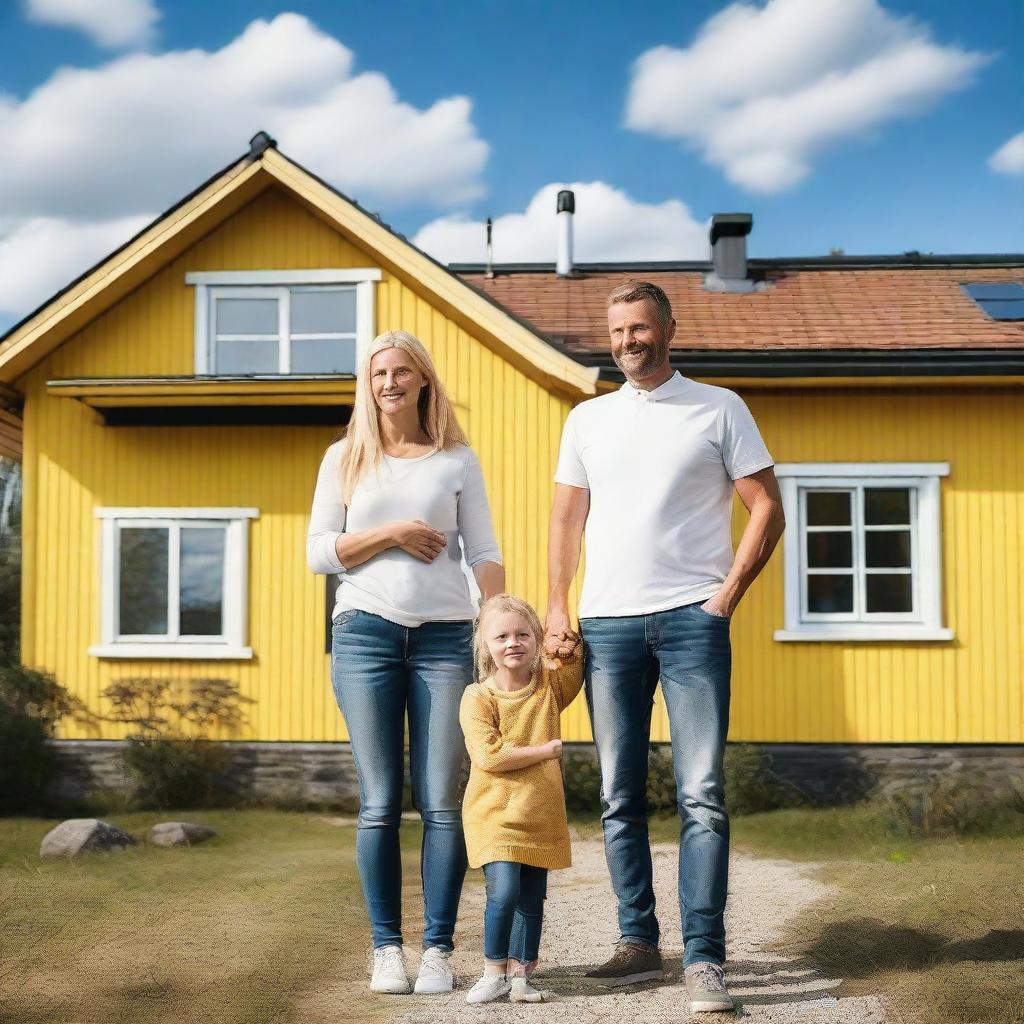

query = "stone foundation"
[48,739,1024,810]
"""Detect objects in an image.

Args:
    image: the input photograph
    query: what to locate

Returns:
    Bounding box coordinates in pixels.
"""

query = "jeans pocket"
[695,603,731,622]
[332,608,360,630]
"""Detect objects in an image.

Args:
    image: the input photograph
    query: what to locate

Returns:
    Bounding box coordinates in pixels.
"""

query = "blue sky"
[0,0,1021,328]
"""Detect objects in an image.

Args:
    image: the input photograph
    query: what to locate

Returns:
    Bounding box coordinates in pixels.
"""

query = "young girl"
[458,594,583,1004]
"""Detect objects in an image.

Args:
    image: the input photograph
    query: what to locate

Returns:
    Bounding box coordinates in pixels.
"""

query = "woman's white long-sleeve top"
[306,439,502,627]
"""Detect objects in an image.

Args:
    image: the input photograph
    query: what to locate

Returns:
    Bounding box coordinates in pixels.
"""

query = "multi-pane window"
[211,286,357,375]
[775,465,951,642]
[187,269,380,377]
[92,509,257,659]
[802,486,915,619]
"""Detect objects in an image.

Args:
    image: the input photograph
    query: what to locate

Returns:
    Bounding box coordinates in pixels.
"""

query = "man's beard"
[613,342,666,380]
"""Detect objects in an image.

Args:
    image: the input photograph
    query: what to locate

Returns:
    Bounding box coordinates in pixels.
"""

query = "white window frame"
[774,463,953,642]
[90,507,258,659]
[186,269,380,376]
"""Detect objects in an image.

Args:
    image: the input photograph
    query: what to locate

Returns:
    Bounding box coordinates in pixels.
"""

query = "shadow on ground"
[804,919,1024,979]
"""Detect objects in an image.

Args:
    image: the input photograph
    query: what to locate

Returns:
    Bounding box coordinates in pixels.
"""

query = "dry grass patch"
[0,811,408,1024]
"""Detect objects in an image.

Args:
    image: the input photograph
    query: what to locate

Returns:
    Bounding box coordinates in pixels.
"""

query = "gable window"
[187,270,380,376]
[90,508,258,659]
[774,464,952,642]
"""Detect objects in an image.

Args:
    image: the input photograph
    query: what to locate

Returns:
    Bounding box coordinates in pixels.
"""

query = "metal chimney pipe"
[485,217,494,279]
[556,190,575,276]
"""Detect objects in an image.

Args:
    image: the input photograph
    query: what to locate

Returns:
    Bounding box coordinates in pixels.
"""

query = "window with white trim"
[90,508,258,659]
[774,464,953,642]
[186,270,380,376]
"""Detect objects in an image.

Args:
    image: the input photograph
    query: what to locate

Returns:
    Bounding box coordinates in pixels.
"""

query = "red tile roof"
[459,265,1024,355]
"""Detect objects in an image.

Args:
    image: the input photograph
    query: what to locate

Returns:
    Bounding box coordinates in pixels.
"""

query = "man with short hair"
[545,280,784,1014]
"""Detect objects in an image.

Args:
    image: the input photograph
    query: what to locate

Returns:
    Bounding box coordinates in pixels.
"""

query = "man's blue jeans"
[581,600,731,967]
[482,861,548,963]
[331,608,474,951]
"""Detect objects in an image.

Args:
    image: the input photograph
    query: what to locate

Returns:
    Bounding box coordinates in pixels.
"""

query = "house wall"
[19,187,577,742]
[17,186,1023,746]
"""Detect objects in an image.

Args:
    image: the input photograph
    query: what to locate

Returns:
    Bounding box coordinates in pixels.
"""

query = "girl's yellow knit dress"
[459,651,583,871]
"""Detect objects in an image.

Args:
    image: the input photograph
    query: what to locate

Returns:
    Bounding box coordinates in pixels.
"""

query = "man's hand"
[543,607,579,658]
[700,593,733,618]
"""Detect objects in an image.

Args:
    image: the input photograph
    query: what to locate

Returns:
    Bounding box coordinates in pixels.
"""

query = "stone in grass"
[40,819,137,858]
[149,822,218,847]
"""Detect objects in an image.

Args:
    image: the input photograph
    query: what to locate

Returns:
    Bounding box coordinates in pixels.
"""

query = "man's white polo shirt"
[554,371,774,618]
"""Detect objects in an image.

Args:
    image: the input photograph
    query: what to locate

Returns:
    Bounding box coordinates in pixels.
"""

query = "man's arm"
[702,466,786,617]
[544,483,590,656]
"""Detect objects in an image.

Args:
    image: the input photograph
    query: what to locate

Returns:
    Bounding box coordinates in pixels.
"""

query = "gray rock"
[40,818,137,858]
[149,822,217,847]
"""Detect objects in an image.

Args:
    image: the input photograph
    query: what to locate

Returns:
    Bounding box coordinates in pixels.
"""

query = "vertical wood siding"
[18,187,1021,744]
[21,188,577,742]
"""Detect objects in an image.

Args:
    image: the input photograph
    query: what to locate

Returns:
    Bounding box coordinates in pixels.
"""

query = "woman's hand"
[391,520,448,563]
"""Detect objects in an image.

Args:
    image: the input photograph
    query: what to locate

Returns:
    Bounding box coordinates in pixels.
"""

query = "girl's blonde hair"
[473,594,545,682]
[339,330,469,504]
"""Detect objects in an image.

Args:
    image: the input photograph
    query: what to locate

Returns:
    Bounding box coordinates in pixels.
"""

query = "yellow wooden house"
[1,134,1021,796]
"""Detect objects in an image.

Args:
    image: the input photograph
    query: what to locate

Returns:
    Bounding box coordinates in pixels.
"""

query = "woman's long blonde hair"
[473,594,545,682]
[340,330,468,504]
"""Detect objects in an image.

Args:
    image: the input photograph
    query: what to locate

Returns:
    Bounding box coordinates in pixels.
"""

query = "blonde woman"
[307,331,504,997]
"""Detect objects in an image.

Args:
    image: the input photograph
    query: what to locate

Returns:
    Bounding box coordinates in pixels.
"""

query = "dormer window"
[187,269,380,376]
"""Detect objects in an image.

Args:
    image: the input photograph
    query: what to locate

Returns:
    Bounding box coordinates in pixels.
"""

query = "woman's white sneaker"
[370,944,411,994]
[466,974,511,1004]
[414,946,455,994]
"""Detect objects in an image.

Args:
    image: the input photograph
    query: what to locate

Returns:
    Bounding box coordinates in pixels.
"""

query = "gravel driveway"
[396,835,889,1023]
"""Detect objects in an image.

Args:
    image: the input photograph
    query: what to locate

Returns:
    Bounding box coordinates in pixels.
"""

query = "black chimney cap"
[248,131,278,159]
[557,190,575,214]
[710,213,753,245]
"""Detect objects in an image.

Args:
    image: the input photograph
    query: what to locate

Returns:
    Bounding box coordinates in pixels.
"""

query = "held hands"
[392,520,447,563]
[543,608,579,659]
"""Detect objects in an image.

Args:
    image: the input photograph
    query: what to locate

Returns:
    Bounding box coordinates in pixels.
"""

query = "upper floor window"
[186,269,380,376]
[774,463,953,642]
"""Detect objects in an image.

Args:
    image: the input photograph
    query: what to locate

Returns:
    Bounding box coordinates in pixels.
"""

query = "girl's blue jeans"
[482,861,548,964]
[331,608,474,951]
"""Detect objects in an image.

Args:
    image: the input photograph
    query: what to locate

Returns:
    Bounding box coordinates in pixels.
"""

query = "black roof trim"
[453,254,1024,275]
[587,349,1024,380]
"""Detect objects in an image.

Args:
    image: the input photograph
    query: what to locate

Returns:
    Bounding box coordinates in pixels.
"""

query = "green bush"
[0,662,82,815]
[725,743,805,816]
[101,677,252,810]
[882,774,1024,837]
[122,735,233,810]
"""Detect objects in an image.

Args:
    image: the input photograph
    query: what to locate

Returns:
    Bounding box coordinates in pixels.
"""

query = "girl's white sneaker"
[414,946,455,994]
[466,974,511,1004]
[510,976,556,1002]
[370,944,411,994]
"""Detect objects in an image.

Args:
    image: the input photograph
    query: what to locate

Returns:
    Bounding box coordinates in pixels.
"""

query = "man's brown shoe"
[584,942,663,987]
[684,962,734,1013]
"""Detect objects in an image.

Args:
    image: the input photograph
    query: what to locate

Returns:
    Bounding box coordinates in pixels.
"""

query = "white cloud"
[413,182,707,265]
[0,13,488,324]
[0,13,486,221]
[24,0,160,49]
[989,130,1024,176]
[626,0,989,193]
[0,214,152,322]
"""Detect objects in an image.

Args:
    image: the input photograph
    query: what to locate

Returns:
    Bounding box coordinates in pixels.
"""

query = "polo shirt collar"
[619,370,690,402]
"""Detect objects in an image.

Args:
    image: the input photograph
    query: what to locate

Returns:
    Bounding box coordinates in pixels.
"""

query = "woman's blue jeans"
[331,608,474,951]
[482,861,548,964]
[581,600,732,968]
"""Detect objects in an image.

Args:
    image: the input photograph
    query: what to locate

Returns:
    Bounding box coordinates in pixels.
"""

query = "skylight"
[962,283,1024,321]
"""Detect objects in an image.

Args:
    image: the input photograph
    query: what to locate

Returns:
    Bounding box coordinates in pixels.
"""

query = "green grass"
[0,811,413,1024]
[646,805,1024,1024]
